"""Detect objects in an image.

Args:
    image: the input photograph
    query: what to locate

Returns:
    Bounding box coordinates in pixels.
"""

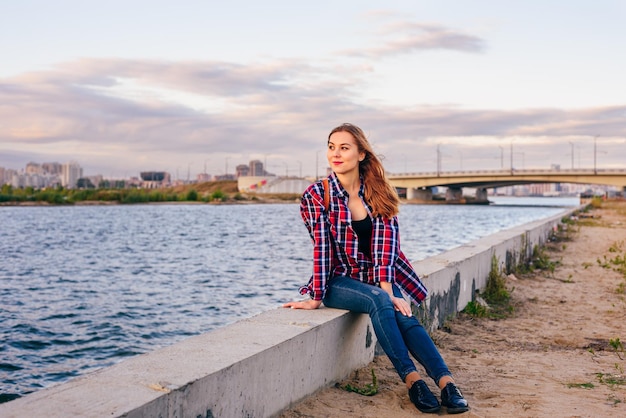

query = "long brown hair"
[328,123,399,219]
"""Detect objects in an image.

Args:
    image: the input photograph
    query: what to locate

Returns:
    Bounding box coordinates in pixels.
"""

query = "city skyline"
[1,1,625,178]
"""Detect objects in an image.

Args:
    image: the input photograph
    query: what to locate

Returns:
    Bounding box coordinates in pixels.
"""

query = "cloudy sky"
[1,0,624,179]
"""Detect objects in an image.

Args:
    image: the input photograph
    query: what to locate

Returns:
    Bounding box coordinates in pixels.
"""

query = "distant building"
[62,161,83,189]
[235,164,250,178]
[197,173,212,183]
[25,162,42,175]
[0,167,5,185]
[140,171,170,188]
[86,175,103,188]
[3,169,17,186]
[249,160,265,176]
[42,162,63,175]
[214,174,236,181]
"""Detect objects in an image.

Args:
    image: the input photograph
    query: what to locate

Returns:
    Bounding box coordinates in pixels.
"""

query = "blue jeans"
[323,275,452,385]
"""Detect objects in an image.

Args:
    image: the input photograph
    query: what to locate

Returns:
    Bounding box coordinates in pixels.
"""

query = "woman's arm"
[283,184,332,309]
[302,188,333,301]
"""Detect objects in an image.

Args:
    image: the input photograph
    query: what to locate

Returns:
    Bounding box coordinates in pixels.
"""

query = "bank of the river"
[0,180,306,205]
[280,199,626,417]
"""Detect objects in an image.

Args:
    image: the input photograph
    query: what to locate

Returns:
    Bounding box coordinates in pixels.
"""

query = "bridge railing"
[389,168,626,177]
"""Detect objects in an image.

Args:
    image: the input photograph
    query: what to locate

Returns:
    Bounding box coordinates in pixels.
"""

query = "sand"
[279,200,626,417]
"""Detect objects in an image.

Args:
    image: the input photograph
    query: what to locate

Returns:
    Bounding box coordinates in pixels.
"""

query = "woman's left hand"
[391,296,413,317]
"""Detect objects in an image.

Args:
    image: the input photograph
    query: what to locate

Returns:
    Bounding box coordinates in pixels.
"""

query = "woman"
[283,123,469,414]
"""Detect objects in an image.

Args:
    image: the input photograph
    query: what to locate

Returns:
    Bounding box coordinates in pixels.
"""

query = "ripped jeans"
[322,275,452,385]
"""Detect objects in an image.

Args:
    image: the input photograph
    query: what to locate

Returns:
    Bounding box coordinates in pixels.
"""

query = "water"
[0,197,579,401]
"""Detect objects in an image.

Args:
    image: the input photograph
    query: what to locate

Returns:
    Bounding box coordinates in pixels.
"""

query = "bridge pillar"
[475,188,489,202]
[445,187,463,201]
[407,187,433,201]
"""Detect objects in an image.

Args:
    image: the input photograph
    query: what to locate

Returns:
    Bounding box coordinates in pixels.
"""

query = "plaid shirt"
[299,173,428,305]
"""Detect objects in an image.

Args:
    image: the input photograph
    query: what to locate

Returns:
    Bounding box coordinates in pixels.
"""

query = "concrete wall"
[0,206,579,417]
[0,308,375,418]
[237,177,312,194]
[417,208,578,330]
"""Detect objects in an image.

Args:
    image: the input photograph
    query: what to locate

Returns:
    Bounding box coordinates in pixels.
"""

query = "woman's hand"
[283,299,323,310]
[391,296,413,317]
[380,281,413,317]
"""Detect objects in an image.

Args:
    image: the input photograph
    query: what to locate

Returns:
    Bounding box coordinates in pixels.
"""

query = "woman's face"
[327,131,365,177]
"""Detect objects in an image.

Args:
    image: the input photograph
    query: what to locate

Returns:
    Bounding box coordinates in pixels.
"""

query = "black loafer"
[409,380,440,413]
[441,382,469,413]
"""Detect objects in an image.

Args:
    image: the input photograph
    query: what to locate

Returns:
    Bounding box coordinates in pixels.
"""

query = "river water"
[0,197,579,401]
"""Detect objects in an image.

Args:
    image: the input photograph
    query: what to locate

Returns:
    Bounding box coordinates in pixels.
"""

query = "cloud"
[1,54,624,177]
[340,20,486,58]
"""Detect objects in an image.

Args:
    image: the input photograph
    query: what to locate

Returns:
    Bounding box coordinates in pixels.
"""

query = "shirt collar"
[328,172,365,199]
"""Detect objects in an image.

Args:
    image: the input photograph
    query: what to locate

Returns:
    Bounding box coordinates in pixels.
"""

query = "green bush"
[484,255,510,304]
[185,189,198,201]
[121,191,149,204]
[36,190,65,204]
[210,190,227,201]
[462,301,489,317]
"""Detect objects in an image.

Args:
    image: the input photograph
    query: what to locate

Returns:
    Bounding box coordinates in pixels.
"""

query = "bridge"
[388,168,626,202]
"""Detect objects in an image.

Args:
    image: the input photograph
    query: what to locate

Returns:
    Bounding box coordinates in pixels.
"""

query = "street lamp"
[316,150,320,179]
[436,144,441,176]
[594,136,596,174]
[510,139,514,174]
[568,142,574,170]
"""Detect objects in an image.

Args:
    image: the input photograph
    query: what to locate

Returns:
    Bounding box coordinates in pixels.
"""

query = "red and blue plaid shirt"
[299,173,428,305]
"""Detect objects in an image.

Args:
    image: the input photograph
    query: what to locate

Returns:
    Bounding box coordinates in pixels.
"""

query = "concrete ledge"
[0,308,375,418]
[1,206,580,417]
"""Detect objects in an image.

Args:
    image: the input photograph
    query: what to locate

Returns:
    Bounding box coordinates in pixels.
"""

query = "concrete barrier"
[0,206,579,417]
[0,308,375,418]
[417,208,580,330]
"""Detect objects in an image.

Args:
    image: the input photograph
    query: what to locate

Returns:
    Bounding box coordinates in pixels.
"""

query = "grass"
[596,372,626,388]
[463,255,513,319]
[338,369,379,396]
[594,240,626,294]
[566,382,595,389]
[610,337,625,360]
[462,301,490,317]
[531,244,558,274]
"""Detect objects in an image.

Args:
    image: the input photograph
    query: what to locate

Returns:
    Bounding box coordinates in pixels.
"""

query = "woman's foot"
[441,382,469,413]
[408,380,440,413]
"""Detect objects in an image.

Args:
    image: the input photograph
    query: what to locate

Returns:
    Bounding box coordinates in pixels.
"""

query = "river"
[0,197,579,401]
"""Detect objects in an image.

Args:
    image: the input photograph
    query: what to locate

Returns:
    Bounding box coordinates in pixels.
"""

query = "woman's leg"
[322,276,417,382]
[391,285,470,412]
[391,285,453,387]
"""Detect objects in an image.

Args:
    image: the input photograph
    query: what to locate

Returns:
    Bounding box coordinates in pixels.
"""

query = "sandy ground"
[279,200,626,417]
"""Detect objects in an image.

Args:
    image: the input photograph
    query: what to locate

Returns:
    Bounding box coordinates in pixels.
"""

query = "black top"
[351,216,373,258]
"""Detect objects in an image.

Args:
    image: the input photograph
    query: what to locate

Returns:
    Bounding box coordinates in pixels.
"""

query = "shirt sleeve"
[370,216,400,284]
[300,186,332,301]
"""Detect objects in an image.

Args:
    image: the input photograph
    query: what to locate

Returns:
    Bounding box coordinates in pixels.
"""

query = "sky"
[1,0,625,179]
